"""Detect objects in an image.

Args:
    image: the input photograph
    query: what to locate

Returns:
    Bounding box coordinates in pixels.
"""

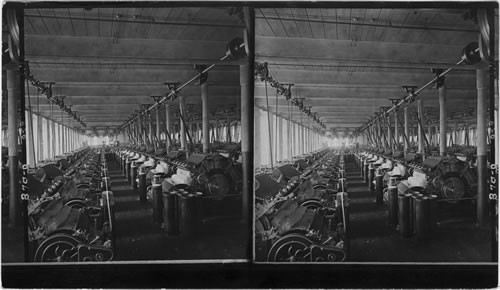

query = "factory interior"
[3,6,251,262]
[254,7,498,263]
[1,3,499,287]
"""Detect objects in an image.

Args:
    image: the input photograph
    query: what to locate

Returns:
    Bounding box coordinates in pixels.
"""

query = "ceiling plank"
[25,35,237,63]
[256,35,477,68]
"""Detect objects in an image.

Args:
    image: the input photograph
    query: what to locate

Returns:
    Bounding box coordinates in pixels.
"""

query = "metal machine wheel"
[300,199,323,209]
[33,234,82,262]
[64,198,87,209]
[267,233,314,262]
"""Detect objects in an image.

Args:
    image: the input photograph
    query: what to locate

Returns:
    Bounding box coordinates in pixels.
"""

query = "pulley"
[461,42,481,65]
[225,37,246,60]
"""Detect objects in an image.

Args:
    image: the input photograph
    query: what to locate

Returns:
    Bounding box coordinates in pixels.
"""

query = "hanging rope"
[264,79,273,168]
[26,79,36,168]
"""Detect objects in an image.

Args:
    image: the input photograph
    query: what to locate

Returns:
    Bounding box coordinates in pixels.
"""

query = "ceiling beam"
[254,85,476,99]
[27,68,240,84]
[255,97,477,107]
[258,69,476,88]
[25,86,242,99]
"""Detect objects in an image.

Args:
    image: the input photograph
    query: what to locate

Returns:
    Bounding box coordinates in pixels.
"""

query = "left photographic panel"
[3,5,251,263]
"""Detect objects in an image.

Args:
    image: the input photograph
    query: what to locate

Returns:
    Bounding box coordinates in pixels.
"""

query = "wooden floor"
[345,156,492,262]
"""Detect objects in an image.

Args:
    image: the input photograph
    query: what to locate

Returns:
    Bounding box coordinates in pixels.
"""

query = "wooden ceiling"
[254,8,495,136]
[24,7,246,135]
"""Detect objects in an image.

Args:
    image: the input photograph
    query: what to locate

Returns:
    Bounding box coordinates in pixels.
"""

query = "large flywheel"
[34,234,82,262]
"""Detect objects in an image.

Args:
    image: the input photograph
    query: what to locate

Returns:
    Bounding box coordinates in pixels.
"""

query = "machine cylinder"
[123,157,127,172]
[126,160,131,182]
[138,170,147,203]
[122,156,126,173]
[178,193,200,236]
[363,162,369,182]
[410,192,423,235]
[162,191,179,235]
[398,193,412,237]
[387,178,399,227]
[429,195,438,233]
[415,196,431,241]
[131,163,138,189]
[368,166,375,194]
[152,183,163,224]
[375,171,384,205]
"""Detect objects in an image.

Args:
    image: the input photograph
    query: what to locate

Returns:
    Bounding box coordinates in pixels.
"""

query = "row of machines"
[27,146,115,262]
[255,149,350,262]
[115,145,242,236]
[355,147,477,240]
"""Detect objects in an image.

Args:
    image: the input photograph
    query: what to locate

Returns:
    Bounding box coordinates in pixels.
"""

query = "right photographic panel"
[253,6,498,263]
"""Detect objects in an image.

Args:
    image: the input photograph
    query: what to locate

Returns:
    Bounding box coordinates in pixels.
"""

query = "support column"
[464,122,469,146]
[379,118,386,151]
[477,69,488,226]
[59,123,63,156]
[155,107,160,151]
[165,103,170,149]
[7,69,20,227]
[404,107,409,156]
[305,127,308,154]
[417,99,425,156]
[394,110,399,148]
[201,78,209,153]
[179,95,187,151]
[38,115,43,161]
[61,126,65,153]
[148,112,153,151]
[138,115,143,146]
[63,126,67,153]
[387,117,393,152]
[240,62,251,223]
[277,117,283,161]
[439,81,447,156]
[302,125,305,154]
[197,122,201,144]
[51,120,55,157]
[26,111,35,165]
[66,126,69,152]
[144,114,149,147]
[427,121,432,146]
[46,119,51,158]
